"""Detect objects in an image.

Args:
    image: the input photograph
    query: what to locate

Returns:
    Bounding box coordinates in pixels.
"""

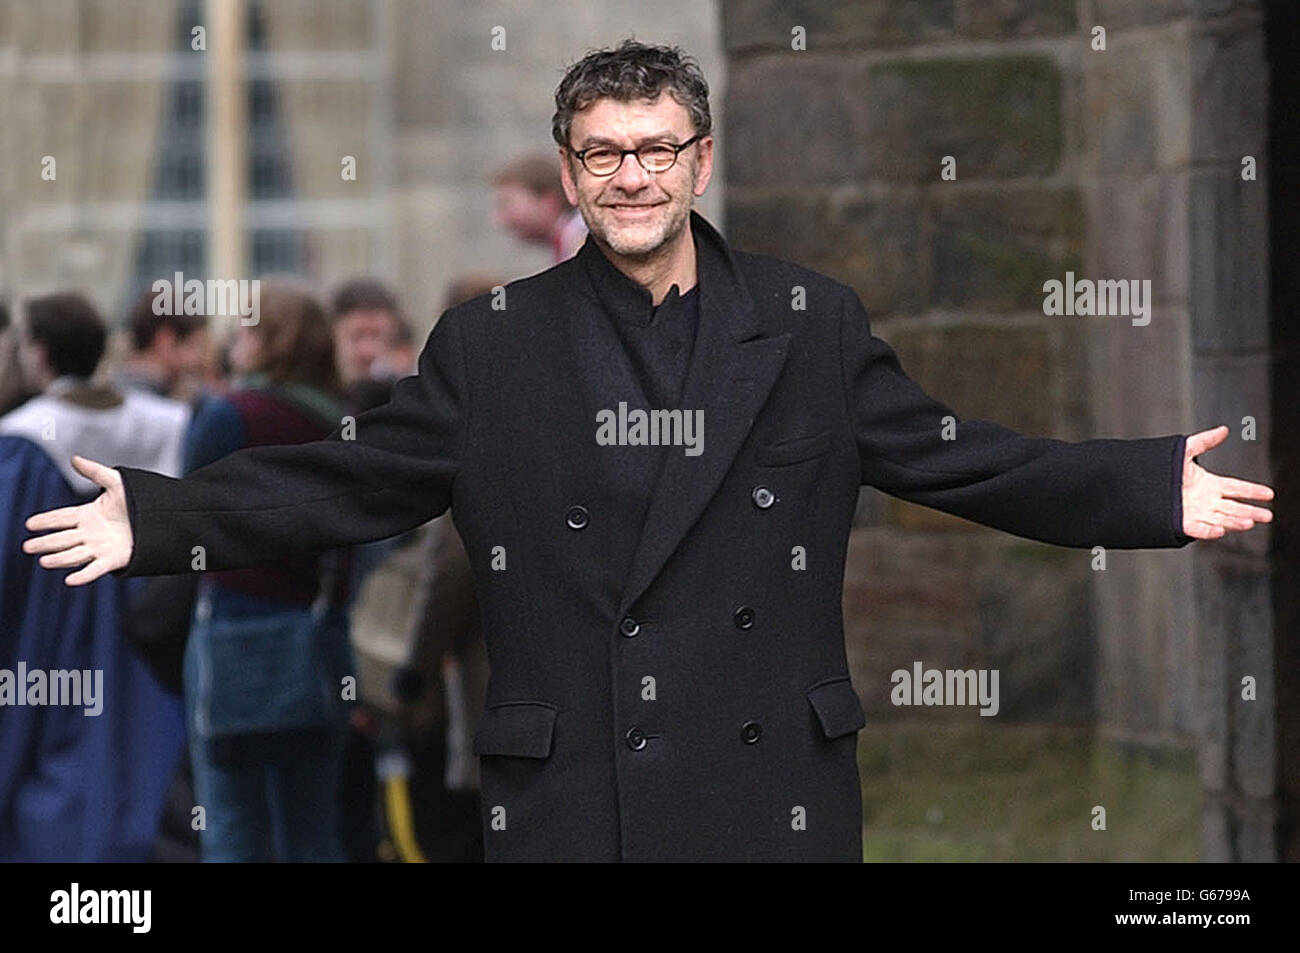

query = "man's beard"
[582,180,694,259]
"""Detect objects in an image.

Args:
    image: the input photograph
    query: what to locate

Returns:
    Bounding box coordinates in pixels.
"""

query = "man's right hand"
[23,455,134,586]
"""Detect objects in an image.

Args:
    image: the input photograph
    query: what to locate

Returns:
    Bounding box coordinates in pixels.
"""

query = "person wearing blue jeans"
[179,283,352,862]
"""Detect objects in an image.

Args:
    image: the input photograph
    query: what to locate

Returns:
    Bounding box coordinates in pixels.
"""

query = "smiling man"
[23,40,1274,862]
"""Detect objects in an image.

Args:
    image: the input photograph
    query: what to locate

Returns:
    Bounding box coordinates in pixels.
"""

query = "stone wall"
[720,0,1280,859]
[723,0,1096,730]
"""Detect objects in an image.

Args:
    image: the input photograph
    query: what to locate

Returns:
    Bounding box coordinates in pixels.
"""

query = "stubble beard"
[582,173,696,260]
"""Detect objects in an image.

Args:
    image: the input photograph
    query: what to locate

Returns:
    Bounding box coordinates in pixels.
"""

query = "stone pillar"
[1082,0,1275,862]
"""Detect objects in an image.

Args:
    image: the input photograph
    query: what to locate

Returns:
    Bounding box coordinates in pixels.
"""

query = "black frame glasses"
[570,134,704,177]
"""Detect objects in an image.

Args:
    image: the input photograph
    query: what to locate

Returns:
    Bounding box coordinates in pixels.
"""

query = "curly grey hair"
[551,39,712,148]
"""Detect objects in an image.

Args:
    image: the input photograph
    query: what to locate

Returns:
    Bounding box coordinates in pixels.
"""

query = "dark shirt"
[607,281,700,411]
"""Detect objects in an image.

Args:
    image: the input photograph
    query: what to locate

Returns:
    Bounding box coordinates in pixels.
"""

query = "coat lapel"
[616,212,791,614]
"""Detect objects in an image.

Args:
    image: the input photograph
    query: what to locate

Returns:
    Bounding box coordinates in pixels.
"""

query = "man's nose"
[609,151,652,191]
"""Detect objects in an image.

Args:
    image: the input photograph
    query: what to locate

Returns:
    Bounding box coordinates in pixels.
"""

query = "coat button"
[741,721,762,744]
[625,727,647,751]
[733,606,755,629]
[751,486,775,509]
[619,616,640,638]
[565,505,589,530]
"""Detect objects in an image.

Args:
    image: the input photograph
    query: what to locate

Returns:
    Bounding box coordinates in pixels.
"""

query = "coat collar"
[575,210,759,338]
[571,210,793,614]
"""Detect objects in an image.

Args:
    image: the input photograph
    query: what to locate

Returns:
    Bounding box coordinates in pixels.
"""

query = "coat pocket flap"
[473,701,557,759]
[807,678,866,739]
[756,429,834,466]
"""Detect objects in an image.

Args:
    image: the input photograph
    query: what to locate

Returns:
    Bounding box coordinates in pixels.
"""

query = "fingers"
[1218,476,1274,502]
[70,455,118,489]
[1185,426,1230,458]
[65,558,111,587]
[1215,499,1274,524]
[22,527,85,555]
[38,545,94,570]
[25,505,85,533]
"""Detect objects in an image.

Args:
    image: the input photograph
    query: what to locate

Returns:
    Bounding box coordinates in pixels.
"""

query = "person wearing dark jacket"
[23,41,1274,862]
[177,280,351,862]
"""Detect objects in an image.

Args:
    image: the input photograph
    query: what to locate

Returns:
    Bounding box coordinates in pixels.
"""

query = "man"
[493,154,588,262]
[1,293,185,860]
[331,278,408,389]
[115,288,209,401]
[3,293,190,490]
[0,300,33,416]
[23,41,1274,862]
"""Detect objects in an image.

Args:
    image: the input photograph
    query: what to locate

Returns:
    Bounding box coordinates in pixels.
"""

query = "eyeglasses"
[569,134,703,177]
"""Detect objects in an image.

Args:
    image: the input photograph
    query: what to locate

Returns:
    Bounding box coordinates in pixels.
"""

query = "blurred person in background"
[331,278,408,395]
[0,300,35,416]
[180,280,351,862]
[0,293,185,860]
[492,154,587,263]
[325,277,416,861]
[109,288,212,862]
[350,275,501,863]
[114,288,211,404]
[3,293,190,486]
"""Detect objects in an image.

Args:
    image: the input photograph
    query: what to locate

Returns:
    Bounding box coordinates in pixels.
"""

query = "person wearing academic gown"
[0,292,186,860]
[25,43,1273,862]
[0,436,186,860]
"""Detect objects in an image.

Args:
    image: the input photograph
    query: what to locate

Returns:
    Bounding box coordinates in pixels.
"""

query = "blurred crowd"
[0,154,585,862]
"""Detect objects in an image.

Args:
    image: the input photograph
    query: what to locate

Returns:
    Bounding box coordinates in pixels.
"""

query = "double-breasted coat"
[113,211,1193,861]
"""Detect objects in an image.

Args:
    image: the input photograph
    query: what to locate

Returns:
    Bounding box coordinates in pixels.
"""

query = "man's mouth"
[606,203,663,214]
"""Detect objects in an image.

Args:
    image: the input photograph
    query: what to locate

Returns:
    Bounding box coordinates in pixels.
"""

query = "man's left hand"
[1182,425,1274,540]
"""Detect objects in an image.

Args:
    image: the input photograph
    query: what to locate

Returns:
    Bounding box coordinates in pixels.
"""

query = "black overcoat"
[114,211,1193,861]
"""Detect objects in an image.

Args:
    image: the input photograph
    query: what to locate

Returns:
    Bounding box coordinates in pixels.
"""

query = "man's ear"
[692,135,715,198]
[559,147,580,207]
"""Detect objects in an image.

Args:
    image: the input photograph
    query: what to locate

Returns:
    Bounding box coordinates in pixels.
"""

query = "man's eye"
[641,145,676,161]
[586,149,617,161]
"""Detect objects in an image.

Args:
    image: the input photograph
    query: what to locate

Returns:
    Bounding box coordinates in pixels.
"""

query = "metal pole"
[207,0,247,284]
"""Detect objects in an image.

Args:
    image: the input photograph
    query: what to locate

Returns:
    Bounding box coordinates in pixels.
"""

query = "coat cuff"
[1170,434,1195,547]
[110,465,196,578]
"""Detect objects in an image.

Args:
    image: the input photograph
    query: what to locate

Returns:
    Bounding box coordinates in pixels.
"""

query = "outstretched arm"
[25,307,471,585]
[839,288,1273,547]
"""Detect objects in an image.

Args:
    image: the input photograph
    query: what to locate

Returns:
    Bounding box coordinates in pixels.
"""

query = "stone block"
[1082,172,1190,306]
[724,57,861,186]
[859,56,1064,181]
[722,0,955,52]
[954,0,1076,38]
[1190,20,1268,162]
[884,323,1058,435]
[726,187,928,316]
[1083,30,1191,174]
[1188,171,1269,352]
[932,188,1084,311]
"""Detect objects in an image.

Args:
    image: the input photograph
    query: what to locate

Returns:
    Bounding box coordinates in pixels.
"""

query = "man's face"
[560,93,713,258]
[174,327,210,380]
[494,183,566,244]
[334,309,395,384]
[17,336,50,389]
[153,326,210,387]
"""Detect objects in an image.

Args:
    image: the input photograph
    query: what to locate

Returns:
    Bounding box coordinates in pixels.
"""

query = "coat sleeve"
[112,308,470,577]
[838,287,1194,550]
